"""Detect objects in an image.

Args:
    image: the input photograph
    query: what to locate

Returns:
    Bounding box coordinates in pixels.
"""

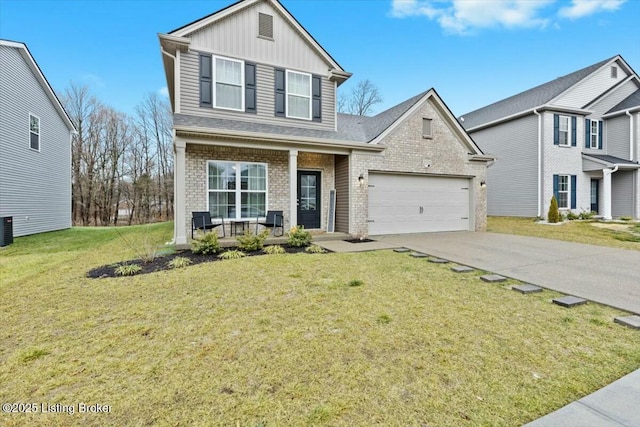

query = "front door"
[590,179,599,213]
[297,171,321,229]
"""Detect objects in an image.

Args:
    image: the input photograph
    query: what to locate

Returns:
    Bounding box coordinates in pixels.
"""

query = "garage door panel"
[368,174,471,235]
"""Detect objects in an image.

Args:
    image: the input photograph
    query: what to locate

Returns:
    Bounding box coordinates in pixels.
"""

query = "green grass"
[1,223,639,426]
[488,216,640,251]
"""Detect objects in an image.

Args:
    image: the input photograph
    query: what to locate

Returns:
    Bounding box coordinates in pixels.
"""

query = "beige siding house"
[159,0,492,245]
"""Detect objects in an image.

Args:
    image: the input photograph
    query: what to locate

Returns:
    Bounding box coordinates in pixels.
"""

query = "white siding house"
[0,40,76,237]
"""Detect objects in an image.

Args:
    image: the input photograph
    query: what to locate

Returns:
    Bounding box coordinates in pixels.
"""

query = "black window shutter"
[553,114,559,145]
[274,68,285,117]
[571,175,577,209]
[245,63,257,114]
[585,119,591,148]
[553,174,559,201]
[199,54,212,107]
[571,116,577,146]
[312,75,321,122]
[598,120,603,149]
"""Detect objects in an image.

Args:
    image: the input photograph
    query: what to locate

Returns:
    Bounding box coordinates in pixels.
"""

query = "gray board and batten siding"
[0,43,73,237]
[469,114,539,217]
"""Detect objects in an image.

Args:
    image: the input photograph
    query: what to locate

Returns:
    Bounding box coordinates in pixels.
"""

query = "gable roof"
[607,88,640,115]
[167,0,348,76]
[0,39,76,133]
[173,88,488,158]
[460,56,617,130]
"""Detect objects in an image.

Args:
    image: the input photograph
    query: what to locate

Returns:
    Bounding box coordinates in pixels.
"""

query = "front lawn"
[488,216,640,251]
[1,223,639,426]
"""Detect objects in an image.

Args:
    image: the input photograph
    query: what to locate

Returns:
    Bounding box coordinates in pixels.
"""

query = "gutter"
[534,109,543,217]
[466,104,592,133]
[160,46,178,113]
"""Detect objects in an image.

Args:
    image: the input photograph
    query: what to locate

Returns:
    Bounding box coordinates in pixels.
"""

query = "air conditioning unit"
[0,217,13,247]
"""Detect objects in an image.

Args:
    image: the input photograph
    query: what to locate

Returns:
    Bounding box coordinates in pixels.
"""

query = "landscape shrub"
[287,226,312,247]
[579,211,596,220]
[115,263,142,276]
[167,256,192,269]
[566,211,579,220]
[547,196,560,223]
[191,232,220,255]
[264,245,286,255]
[305,244,326,254]
[218,250,246,260]
[236,230,269,251]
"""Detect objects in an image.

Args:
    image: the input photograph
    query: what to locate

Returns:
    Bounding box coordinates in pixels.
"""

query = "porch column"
[602,168,613,220]
[174,138,187,245]
[289,150,298,228]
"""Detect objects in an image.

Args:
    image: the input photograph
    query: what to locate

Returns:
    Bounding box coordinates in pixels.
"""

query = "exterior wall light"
[480,180,487,188]
[358,174,365,187]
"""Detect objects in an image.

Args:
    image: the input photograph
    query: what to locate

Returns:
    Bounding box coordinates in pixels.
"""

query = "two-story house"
[159,0,492,245]
[461,56,640,220]
[0,40,76,238]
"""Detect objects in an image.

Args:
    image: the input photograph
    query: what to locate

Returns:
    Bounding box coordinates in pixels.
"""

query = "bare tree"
[338,79,383,116]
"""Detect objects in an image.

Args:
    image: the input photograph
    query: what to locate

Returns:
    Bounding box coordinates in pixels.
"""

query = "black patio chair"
[256,210,284,237]
[191,211,225,239]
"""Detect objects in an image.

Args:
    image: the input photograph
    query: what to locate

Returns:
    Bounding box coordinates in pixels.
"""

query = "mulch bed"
[87,245,317,279]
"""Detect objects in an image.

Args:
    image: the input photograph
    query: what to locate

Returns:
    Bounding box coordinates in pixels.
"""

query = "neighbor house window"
[554,174,576,210]
[611,66,618,78]
[208,161,267,219]
[558,115,570,146]
[286,70,311,120]
[215,57,244,111]
[557,175,569,209]
[422,118,433,138]
[29,113,40,151]
[590,120,599,148]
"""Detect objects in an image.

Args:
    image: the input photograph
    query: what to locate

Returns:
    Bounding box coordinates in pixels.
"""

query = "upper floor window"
[611,66,618,79]
[585,119,603,149]
[29,113,40,151]
[286,70,312,120]
[553,114,576,147]
[199,54,256,113]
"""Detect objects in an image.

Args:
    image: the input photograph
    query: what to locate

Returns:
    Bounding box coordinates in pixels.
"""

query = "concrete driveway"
[376,232,640,315]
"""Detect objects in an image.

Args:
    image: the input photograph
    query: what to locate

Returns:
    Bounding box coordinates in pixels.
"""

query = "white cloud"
[559,0,626,19]
[391,0,626,34]
[158,87,169,97]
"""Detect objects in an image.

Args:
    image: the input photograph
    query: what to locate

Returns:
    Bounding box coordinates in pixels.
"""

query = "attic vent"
[422,118,433,138]
[258,13,273,39]
[611,66,618,79]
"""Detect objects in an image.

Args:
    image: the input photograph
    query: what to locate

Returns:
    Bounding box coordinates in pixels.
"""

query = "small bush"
[305,244,326,254]
[287,226,312,247]
[167,256,192,269]
[264,245,286,255]
[566,211,579,220]
[347,279,364,287]
[115,263,142,276]
[620,216,633,221]
[579,211,596,220]
[219,250,246,260]
[237,230,269,252]
[192,232,220,255]
[547,196,560,223]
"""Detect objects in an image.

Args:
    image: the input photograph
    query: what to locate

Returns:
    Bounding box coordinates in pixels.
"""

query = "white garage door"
[368,173,471,235]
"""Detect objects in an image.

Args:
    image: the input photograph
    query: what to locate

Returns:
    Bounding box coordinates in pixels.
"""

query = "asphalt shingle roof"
[461,57,615,130]
[583,154,639,166]
[607,89,640,114]
[174,90,428,144]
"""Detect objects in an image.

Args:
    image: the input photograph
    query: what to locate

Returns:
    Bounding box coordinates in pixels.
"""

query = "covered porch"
[583,154,640,219]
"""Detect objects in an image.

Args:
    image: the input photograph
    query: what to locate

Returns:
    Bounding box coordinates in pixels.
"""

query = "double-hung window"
[590,120,599,149]
[557,175,569,209]
[558,116,570,146]
[29,113,40,151]
[215,57,243,111]
[208,161,267,219]
[286,70,311,120]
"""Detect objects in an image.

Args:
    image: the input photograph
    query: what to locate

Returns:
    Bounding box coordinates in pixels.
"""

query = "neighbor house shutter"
[585,119,591,148]
[245,62,257,114]
[553,114,559,145]
[312,75,321,122]
[571,175,577,209]
[553,174,559,201]
[274,68,285,117]
[571,116,577,146]
[199,54,212,107]
[598,120,603,149]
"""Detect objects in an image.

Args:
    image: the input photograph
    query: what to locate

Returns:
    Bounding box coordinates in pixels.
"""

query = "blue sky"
[1,0,639,117]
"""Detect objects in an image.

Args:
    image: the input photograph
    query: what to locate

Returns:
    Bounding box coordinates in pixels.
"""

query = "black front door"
[297,171,321,229]
[590,179,599,213]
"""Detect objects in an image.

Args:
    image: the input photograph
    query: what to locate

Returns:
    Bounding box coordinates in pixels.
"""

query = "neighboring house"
[0,40,76,237]
[159,0,492,245]
[461,55,640,220]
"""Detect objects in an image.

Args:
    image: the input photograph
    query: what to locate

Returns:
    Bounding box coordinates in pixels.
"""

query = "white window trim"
[589,120,599,149]
[557,174,571,210]
[213,55,245,112]
[558,115,571,146]
[285,69,312,121]
[29,112,40,152]
[206,160,268,220]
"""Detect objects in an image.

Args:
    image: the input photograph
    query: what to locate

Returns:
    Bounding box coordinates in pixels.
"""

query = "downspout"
[626,110,634,161]
[533,109,543,217]
[161,46,179,114]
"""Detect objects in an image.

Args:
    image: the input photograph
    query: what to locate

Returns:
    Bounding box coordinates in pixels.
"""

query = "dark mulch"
[344,238,376,243]
[87,245,317,279]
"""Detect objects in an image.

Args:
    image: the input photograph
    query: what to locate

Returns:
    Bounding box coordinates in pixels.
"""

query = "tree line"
[62,83,174,226]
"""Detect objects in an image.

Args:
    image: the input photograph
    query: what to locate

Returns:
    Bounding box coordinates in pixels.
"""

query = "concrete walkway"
[319,231,640,426]
[377,231,640,315]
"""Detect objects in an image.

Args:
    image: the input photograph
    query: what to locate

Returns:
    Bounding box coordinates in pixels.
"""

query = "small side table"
[229,220,250,236]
